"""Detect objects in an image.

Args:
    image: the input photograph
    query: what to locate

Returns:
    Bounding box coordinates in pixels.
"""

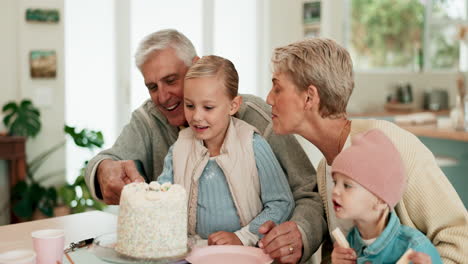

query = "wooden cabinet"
[0,136,27,188]
[0,136,27,223]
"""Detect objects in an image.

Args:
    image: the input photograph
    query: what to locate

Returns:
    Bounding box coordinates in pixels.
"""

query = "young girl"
[331,129,442,264]
[157,55,294,246]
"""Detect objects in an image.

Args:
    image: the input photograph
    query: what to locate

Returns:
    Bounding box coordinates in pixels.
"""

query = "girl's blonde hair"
[185,55,238,99]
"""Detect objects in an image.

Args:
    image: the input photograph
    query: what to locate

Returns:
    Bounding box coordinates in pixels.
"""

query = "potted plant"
[2,99,41,137]
[56,126,107,215]
[57,162,106,214]
[2,99,106,221]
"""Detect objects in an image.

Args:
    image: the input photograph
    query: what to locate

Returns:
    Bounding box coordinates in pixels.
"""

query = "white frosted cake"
[115,181,188,259]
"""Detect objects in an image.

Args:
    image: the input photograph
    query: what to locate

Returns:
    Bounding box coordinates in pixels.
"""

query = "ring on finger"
[288,244,294,254]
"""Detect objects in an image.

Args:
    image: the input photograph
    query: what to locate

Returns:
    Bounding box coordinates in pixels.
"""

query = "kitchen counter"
[398,124,468,142]
[350,110,468,142]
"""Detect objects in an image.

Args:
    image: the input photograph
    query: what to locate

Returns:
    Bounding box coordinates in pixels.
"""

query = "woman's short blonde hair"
[185,55,239,99]
[272,38,354,118]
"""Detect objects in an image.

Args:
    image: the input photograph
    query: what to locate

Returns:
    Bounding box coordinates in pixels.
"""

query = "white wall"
[258,0,303,98]
[213,0,258,95]
[64,0,117,182]
[0,0,65,187]
[350,72,461,113]
[0,0,19,110]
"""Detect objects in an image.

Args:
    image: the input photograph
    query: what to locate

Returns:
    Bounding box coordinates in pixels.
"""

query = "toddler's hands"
[207,231,243,245]
[331,242,357,264]
[408,251,432,264]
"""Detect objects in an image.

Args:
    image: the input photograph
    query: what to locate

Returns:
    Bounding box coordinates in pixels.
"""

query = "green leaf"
[29,183,46,202]
[58,186,76,205]
[2,99,41,138]
[11,181,38,220]
[37,187,57,217]
[72,198,87,213]
[74,175,86,186]
[92,200,107,211]
[11,181,28,199]
[64,125,104,150]
[12,195,34,219]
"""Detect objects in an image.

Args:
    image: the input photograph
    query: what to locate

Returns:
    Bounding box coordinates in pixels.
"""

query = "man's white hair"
[134,29,197,70]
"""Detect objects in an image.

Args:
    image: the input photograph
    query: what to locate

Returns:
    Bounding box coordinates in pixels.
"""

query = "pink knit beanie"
[331,129,406,208]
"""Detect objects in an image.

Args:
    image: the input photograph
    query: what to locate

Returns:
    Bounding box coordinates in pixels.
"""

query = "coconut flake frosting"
[115,181,188,259]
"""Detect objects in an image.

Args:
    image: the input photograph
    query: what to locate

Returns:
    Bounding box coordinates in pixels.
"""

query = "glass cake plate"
[89,233,189,264]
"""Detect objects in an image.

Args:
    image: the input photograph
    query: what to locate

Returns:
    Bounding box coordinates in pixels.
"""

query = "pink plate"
[186,245,273,264]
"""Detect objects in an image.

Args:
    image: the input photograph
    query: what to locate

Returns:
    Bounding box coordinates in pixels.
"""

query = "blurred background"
[0,0,467,225]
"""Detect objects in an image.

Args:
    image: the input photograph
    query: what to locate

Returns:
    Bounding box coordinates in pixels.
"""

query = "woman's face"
[266,72,307,135]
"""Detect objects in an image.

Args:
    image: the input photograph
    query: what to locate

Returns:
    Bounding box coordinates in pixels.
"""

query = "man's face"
[141,48,189,126]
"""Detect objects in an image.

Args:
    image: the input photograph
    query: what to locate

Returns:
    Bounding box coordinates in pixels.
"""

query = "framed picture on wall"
[26,8,60,23]
[30,50,57,79]
[303,1,321,24]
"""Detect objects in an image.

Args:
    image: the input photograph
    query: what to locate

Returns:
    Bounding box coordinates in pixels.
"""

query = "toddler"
[331,129,442,264]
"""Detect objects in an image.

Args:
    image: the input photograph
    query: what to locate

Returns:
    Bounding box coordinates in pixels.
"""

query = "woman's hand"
[408,251,432,264]
[258,221,303,264]
[331,242,357,264]
[207,231,243,245]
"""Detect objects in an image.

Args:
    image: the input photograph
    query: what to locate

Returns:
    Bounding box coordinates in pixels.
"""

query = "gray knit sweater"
[85,94,327,262]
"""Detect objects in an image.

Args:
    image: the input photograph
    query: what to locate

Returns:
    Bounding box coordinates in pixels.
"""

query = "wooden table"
[0,211,191,264]
[0,211,117,253]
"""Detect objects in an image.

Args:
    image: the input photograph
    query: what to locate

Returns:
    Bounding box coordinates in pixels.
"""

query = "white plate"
[89,233,189,264]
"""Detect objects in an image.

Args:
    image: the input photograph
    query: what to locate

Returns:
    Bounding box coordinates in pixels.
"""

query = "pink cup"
[31,229,65,264]
[0,249,36,264]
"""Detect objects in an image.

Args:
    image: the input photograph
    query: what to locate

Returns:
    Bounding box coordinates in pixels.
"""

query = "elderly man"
[85,29,326,264]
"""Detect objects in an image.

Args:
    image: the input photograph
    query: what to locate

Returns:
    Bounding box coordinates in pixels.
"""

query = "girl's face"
[331,172,380,221]
[183,76,239,151]
[266,72,307,135]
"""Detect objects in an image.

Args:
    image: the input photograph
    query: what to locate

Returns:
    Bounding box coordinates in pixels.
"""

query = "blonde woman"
[259,38,468,263]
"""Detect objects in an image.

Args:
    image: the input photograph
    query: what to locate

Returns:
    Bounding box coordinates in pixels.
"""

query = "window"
[347,0,467,71]
[213,0,258,95]
[65,0,117,182]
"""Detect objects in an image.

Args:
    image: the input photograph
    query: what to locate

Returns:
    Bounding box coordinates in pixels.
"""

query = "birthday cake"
[115,181,188,259]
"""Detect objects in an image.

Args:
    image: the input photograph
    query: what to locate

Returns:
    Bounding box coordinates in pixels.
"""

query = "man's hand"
[258,221,303,264]
[207,231,243,245]
[408,251,432,264]
[331,242,357,264]
[97,160,145,204]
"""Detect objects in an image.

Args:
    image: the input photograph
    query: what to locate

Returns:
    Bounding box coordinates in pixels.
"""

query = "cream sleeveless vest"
[172,117,262,235]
